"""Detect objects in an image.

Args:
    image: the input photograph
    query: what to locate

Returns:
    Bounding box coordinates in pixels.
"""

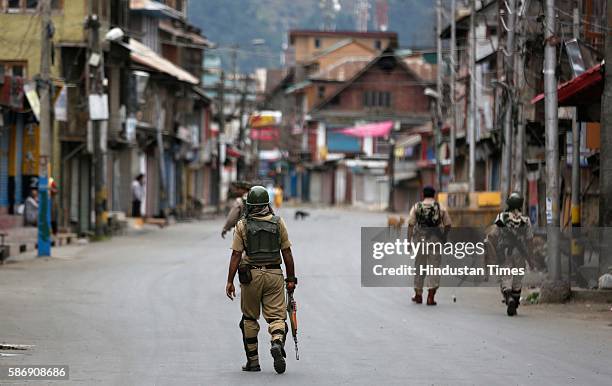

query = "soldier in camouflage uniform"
[226,186,297,374]
[485,192,534,316]
[407,186,452,306]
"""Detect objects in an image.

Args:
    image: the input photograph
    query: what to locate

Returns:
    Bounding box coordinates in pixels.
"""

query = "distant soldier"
[225,186,297,374]
[407,186,452,306]
[221,181,252,239]
[485,192,534,316]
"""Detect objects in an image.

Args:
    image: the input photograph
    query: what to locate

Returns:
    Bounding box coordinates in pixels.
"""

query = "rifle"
[287,291,299,360]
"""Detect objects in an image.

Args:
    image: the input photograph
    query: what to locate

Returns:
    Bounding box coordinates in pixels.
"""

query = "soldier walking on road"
[221,181,252,239]
[485,192,534,316]
[225,186,297,374]
[407,186,452,306]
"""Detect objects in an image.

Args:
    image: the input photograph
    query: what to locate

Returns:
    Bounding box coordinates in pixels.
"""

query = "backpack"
[495,211,529,258]
[416,201,442,227]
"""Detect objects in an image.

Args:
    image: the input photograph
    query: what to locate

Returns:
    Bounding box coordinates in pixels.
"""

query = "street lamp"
[424,88,443,191]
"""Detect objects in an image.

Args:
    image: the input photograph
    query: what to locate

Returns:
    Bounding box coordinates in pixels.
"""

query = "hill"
[187,0,435,72]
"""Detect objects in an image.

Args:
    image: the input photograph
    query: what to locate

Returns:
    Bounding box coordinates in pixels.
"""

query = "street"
[1,208,611,385]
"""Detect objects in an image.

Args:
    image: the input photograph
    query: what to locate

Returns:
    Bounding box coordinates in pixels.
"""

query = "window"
[318,86,325,99]
[8,0,21,10]
[363,90,391,107]
[314,38,321,48]
[3,0,61,12]
[375,40,382,50]
[0,61,27,77]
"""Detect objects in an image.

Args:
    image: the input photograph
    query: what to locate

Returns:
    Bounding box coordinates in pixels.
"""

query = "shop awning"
[127,38,198,85]
[395,134,421,148]
[339,120,393,138]
[531,62,603,106]
[130,0,183,20]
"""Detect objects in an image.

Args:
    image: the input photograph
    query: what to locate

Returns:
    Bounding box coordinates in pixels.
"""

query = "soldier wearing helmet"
[225,186,297,374]
[485,192,534,316]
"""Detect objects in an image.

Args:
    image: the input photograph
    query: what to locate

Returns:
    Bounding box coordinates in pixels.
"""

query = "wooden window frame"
[1,0,63,12]
[0,60,28,78]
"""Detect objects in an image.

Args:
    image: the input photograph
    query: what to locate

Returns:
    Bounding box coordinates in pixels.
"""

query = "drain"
[0,344,34,350]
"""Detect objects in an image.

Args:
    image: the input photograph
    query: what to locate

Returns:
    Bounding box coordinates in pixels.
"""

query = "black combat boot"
[411,289,423,304]
[270,339,286,374]
[426,288,437,306]
[241,361,261,372]
[504,289,517,316]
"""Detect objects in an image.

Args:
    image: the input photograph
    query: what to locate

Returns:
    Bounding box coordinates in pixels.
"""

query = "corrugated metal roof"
[130,0,183,19]
[128,38,198,85]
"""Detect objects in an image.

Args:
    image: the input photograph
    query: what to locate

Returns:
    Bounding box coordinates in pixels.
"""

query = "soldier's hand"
[221,230,227,239]
[226,281,236,300]
[286,281,296,294]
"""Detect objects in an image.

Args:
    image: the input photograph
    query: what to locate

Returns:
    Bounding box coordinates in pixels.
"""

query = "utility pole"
[571,3,581,230]
[450,0,457,182]
[216,71,225,213]
[38,0,52,256]
[544,0,561,280]
[237,75,250,181]
[468,0,476,192]
[230,45,238,112]
[500,0,517,202]
[86,10,107,238]
[388,136,395,212]
[435,0,443,191]
[599,0,612,286]
[513,0,526,198]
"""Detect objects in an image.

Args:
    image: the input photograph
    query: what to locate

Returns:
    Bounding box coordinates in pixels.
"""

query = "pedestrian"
[225,185,297,374]
[274,184,283,209]
[407,186,452,306]
[485,192,534,316]
[131,174,145,218]
[24,188,39,227]
[221,181,252,239]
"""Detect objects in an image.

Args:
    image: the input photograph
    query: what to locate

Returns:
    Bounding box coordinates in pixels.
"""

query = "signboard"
[88,93,109,121]
[54,86,67,122]
[24,82,40,121]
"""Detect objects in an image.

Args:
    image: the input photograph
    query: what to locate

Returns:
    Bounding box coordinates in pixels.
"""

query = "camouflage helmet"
[246,186,270,206]
[506,192,524,211]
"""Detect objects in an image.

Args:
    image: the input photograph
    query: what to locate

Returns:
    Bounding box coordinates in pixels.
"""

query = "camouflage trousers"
[499,253,526,293]
[414,253,442,290]
[239,268,287,366]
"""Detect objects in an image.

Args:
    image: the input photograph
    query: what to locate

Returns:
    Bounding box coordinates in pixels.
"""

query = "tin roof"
[128,38,199,84]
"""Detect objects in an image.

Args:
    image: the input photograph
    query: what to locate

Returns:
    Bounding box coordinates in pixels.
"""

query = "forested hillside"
[188,0,435,71]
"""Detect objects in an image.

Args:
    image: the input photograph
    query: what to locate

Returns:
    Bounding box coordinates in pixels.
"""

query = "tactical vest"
[245,216,282,264]
[416,201,442,227]
[495,211,529,258]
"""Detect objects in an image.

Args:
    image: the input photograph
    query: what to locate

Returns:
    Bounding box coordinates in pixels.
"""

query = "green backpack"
[416,202,442,227]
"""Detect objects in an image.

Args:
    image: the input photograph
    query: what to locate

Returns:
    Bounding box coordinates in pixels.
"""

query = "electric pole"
[571,4,581,229]
[216,71,225,213]
[38,0,52,256]
[500,0,517,202]
[450,0,457,182]
[544,0,561,280]
[237,75,250,181]
[86,10,107,238]
[599,0,612,286]
[435,0,443,191]
[513,0,526,198]
[468,0,476,192]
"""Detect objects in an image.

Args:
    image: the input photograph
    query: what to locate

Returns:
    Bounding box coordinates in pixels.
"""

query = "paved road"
[0,208,610,385]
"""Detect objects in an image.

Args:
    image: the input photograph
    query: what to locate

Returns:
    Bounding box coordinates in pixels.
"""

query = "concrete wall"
[0,0,87,78]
